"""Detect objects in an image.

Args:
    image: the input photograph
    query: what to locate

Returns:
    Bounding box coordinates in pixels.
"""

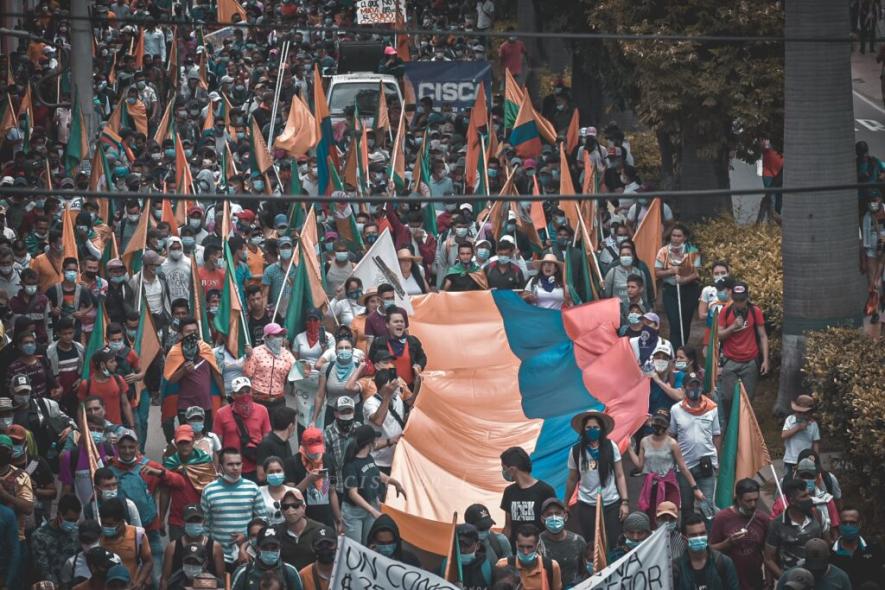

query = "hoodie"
[367,514,422,568]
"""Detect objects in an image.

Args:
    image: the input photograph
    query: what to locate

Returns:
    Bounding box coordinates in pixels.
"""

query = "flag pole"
[267,40,290,149]
[769,464,787,507]
[271,249,297,321]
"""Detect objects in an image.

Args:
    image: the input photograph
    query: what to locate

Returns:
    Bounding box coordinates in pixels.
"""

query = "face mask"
[839,523,860,540]
[616,235,628,244]
[13,394,29,408]
[156,238,167,250]
[620,256,633,267]
[545,515,565,534]
[119,454,137,465]
[136,81,146,90]
[128,213,141,223]
[126,97,137,105]
[517,551,537,565]
[11,444,24,458]
[259,550,280,565]
[253,181,265,191]
[475,248,491,260]
[20,343,36,355]
[169,249,183,261]
[222,473,241,484]
[0,417,12,429]
[102,525,120,538]
[460,551,477,565]
[795,498,814,515]
[189,420,204,433]
[627,313,641,325]
[185,523,204,537]
[109,340,124,353]
[126,329,137,340]
[716,290,729,302]
[557,237,570,249]
[664,521,678,532]
[63,270,78,282]
[870,202,881,212]
[188,218,202,229]
[115,166,129,177]
[0,265,13,275]
[502,468,514,483]
[337,349,353,363]
[208,305,219,314]
[265,337,282,355]
[323,242,334,253]
[687,535,708,552]
[653,359,670,373]
[317,548,336,564]
[374,543,397,557]
[498,255,512,265]
[183,564,203,579]
[454,227,468,238]
[805,480,816,494]
[266,473,286,487]
[280,247,293,260]
[335,252,349,263]
[624,538,641,549]
[24,285,38,296]
[182,237,196,248]
[90,431,105,445]
[583,427,602,443]
[61,519,79,533]
[686,387,702,401]
[365,234,378,244]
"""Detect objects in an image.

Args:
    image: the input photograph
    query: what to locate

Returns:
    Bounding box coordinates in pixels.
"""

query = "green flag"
[64,97,86,174]
[81,301,107,380]
[715,382,743,509]
[213,241,248,355]
[284,247,316,337]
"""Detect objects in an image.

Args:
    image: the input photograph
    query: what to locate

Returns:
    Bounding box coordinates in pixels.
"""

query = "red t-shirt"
[499,40,526,75]
[213,404,271,474]
[198,266,225,292]
[718,303,765,362]
[77,376,127,424]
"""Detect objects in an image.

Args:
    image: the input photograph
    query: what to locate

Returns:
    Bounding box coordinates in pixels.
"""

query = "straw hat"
[570,410,615,435]
[791,394,815,413]
[359,288,381,306]
[396,248,421,263]
[533,252,563,269]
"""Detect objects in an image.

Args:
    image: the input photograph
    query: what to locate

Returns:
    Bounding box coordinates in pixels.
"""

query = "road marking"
[857,118,885,131]
[854,89,885,116]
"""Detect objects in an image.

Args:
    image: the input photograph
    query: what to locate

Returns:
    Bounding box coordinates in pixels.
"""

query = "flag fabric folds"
[566,108,580,154]
[632,198,663,298]
[464,83,488,191]
[592,491,608,573]
[80,301,107,380]
[273,94,317,157]
[704,308,720,394]
[64,97,88,174]
[217,0,247,23]
[509,92,542,159]
[313,65,336,195]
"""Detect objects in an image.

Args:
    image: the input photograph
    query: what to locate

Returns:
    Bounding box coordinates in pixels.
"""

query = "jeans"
[717,358,759,429]
[677,467,717,526]
[575,501,622,551]
[136,389,151,453]
[342,501,379,545]
[662,282,700,349]
[148,529,164,583]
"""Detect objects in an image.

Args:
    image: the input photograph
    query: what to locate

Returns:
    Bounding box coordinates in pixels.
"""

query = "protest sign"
[576,526,672,589]
[356,0,407,24]
[330,534,460,589]
[402,61,493,111]
[348,228,413,313]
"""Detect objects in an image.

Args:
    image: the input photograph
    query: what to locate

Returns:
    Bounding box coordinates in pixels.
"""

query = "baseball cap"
[335,396,356,412]
[117,428,138,443]
[106,564,131,584]
[651,339,674,359]
[796,457,818,477]
[236,209,256,223]
[106,258,125,270]
[541,497,566,513]
[185,406,206,420]
[0,399,14,412]
[6,424,27,443]
[464,504,495,530]
[0,176,13,185]
[263,323,286,337]
[232,376,252,392]
[642,311,661,325]
[301,427,324,454]
[188,205,205,216]
[11,374,31,392]
[208,91,221,102]
[142,250,165,266]
[498,235,516,247]
[656,501,678,519]
[685,372,702,385]
[803,538,830,570]
[183,504,204,521]
[175,424,195,443]
[782,567,815,590]
[313,527,337,548]
[731,281,749,301]
[384,46,397,56]
[273,213,288,228]
[256,526,281,548]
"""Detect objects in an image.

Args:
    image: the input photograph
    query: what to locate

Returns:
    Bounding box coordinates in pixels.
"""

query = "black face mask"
[316,548,336,564]
[795,498,815,516]
[336,419,353,432]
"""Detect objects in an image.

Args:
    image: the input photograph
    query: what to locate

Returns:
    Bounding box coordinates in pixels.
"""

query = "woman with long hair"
[525,253,571,310]
[397,248,430,295]
[654,223,702,349]
[564,411,629,550]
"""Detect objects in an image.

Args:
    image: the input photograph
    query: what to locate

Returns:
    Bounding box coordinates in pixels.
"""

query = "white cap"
[208,91,221,102]
[459,203,473,212]
[0,176,14,186]
[498,235,516,246]
[232,376,252,392]
[652,338,674,359]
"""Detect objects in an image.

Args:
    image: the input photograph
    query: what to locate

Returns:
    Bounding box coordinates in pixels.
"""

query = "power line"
[0,11,856,45]
[0,182,875,203]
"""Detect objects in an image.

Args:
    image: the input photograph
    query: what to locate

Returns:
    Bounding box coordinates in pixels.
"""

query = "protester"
[609,512,651,562]
[538,498,586,588]
[213,377,271,481]
[709,479,769,590]
[496,524,562,590]
[828,506,884,587]
[673,513,740,589]
[764,479,826,580]
[781,395,821,480]
[231,526,303,590]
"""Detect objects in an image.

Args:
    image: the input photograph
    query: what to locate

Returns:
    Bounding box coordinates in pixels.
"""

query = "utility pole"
[70,0,95,135]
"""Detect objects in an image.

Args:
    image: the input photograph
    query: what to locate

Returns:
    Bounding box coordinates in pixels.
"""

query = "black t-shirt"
[256,432,293,468]
[485,262,524,290]
[248,311,272,346]
[446,273,483,292]
[341,455,383,507]
[691,563,708,590]
[499,479,556,542]
[282,452,336,527]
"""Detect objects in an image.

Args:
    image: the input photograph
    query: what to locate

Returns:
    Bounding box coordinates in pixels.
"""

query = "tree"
[585,0,784,220]
[776,0,865,413]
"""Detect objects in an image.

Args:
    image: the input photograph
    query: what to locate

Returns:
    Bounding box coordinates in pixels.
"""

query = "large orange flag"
[273,95,317,157]
[61,205,78,264]
[161,199,178,236]
[217,0,247,23]
[153,99,174,144]
[735,382,772,481]
[464,84,488,190]
[632,198,663,297]
[559,143,581,231]
[442,513,461,584]
[122,203,150,272]
[566,108,580,154]
[592,491,608,572]
[131,28,145,69]
[251,116,274,175]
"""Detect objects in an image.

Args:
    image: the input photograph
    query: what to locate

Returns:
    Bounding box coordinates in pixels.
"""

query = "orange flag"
[632,198,663,297]
[273,94,317,157]
[592,491,608,572]
[175,134,194,195]
[166,30,178,88]
[395,9,410,62]
[251,116,274,174]
[122,204,150,272]
[566,108,580,154]
[375,81,390,132]
[153,99,174,144]
[442,513,461,584]
[217,0,247,24]
[133,307,161,404]
[559,143,581,231]
[464,83,488,190]
[735,382,772,481]
[202,101,215,131]
[162,199,178,236]
[61,205,78,264]
[126,99,149,137]
[530,176,548,237]
[132,28,145,69]
[198,51,209,90]
[0,93,17,138]
[296,207,330,312]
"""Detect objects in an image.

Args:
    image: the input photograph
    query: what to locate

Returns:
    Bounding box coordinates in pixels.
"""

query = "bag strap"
[232,411,252,446]
[373,393,405,429]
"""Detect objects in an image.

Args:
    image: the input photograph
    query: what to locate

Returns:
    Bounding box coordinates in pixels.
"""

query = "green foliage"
[584,0,784,165]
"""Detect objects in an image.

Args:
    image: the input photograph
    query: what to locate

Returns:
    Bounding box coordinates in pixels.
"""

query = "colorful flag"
[166,30,179,88]
[566,108,580,154]
[125,98,149,137]
[464,83,489,191]
[213,240,249,356]
[353,106,370,195]
[202,99,215,131]
[190,261,213,344]
[333,203,364,253]
[175,134,194,195]
[389,110,407,192]
[122,201,149,273]
[530,176,548,243]
[273,94,317,157]
[395,9,410,62]
[64,97,88,174]
[61,205,78,263]
[592,491,609,573]
[313,65,336,195]
[503,69,522,130]
[153,99,175,144]
[632,198,662,298]
[133,297,161,404]
[284,246,316,337]
[161,199,178,236]
[0,93,17,139]
[704,308,720,394]
[509,92,542,159]
[217,0,247,23]
[715,382,772,509]
[197,51,209,90]
[375,81,390,132]
[80,301,107,380]
[18,83,33,153]
[131,28,145,69]
[558,143,581,231]
[250,116,273,176]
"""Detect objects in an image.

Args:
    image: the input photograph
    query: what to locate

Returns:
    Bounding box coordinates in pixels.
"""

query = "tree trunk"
[777,0,866,414]
[675,125,732,221]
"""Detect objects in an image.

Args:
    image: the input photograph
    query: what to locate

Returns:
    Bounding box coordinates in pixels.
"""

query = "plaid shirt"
[324,421,362,493]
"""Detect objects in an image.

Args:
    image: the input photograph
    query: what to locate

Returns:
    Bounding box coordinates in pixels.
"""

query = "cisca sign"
[403,60,492,110]
[417,81,481,104]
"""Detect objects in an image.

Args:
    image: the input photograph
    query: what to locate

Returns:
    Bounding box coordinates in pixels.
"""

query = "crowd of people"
[0,0,883,589]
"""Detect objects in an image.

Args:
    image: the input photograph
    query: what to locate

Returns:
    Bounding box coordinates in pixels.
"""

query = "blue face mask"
[624,538,641,549]
[164,148,175,158]
[477,530,490,541]
[460,551,477,565]
[182,237,196,248]
[184,523,204,537]
[11,444,24,459]
[806,479,816,494]
[189,421,204,433]
[102,525,120,538]
[839,523,860,541]
[687,535,708,552]
[337,349,353,363]
[60,519,79,534]
[258,550,280,566]
[266,473,286,487]
[111,275,127,284]
[716,289,729,302]
[374,543,396,557]
[497,255,511,264]
[545,515,565,534]
[253,181,265,191]
[477,248,490,259]
[627,312,641,325]
[584,427,601,442]
[20,343,36,355]
[114,166,129,177]
[63,270,78,283]
[517,550,537,565]
[335,252,349,262]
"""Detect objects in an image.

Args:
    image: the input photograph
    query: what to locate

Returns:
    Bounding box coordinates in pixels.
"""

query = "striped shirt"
[201,477,267,563]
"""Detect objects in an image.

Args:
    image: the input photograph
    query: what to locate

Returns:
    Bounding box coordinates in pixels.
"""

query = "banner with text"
[356,0,406,24]
[576,527,672,589]
[403,61,492,111]
[330,535,460,589]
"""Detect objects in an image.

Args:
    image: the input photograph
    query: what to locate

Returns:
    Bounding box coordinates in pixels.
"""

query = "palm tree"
[777,0,866,413]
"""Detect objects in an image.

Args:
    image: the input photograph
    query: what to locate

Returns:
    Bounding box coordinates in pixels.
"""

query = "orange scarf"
[299,447,323,491]
[680,395,717,416]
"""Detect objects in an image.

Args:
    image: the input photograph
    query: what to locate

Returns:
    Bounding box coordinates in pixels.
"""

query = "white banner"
[576,527,672,589]
[348,228,413,314]
[329,535,459,589]
[356,0,406,24]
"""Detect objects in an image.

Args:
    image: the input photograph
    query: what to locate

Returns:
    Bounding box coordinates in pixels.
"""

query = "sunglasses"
[281,502,304,511]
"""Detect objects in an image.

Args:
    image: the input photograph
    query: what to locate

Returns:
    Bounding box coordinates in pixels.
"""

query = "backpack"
[487,531,506,559]
[673,550,729,586]
[110,457,158,525]
[507,556,555,589]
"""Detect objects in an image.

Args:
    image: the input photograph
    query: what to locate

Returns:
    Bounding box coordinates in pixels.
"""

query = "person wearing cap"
[655,501,686,558]
[464,503,512,563]
[8,268,52,347]
[525,253,570,310]
[59,518,103,587]
[182,206,209,245]
[30,493,82,586]
[643,338,689,423]
[608,511,652,562]
[829,506,884,587]
[717,279,770,412]
[673,512,739,589]
[182,406,222,464]
[297,527,336,590]
[281,427,337,529]
[243,322,295,409]
[438,523,494,588]
[213,377,271,480]
[395,247,430,296]
[669,370,720,518]
[780,395,821,480]
[538,497,586,587]
[161,425,218,540]
[564,412,628,551]
[105,257,136,325]
[231,526,303,590]
[776,538,852,590]
[7,421,55,524]
[161,502,226,590]
[274,486,327,570]
[322,396,363,501]
[709,478,769,590]
[71,545,120,590]
[103,562,134,590]
[764,478,826,580]
[77,348,135,428]
[98,498,155,588]
[771,453,840,535]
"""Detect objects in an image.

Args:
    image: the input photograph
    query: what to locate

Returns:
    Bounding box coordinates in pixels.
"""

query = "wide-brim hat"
[533,252,563,269]
[396,248,421,263]
[791,394,815,413]
[359,288,380,306]
[570,410,615,435]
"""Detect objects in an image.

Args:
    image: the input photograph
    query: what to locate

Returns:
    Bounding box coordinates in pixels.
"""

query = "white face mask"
[653,359,670,373]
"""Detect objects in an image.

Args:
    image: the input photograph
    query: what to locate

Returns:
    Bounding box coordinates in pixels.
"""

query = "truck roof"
[330,73,398,82]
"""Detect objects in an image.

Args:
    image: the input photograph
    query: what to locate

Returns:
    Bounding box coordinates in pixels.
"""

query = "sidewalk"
[851,47,884,108]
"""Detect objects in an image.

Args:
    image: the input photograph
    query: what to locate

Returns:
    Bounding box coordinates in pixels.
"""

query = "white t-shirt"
[476,0,495,29]
[668,402,720,470]
[362,392,405,468]
[526,279,565,310]
[567,440,622,505]
[782,414,821,464]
